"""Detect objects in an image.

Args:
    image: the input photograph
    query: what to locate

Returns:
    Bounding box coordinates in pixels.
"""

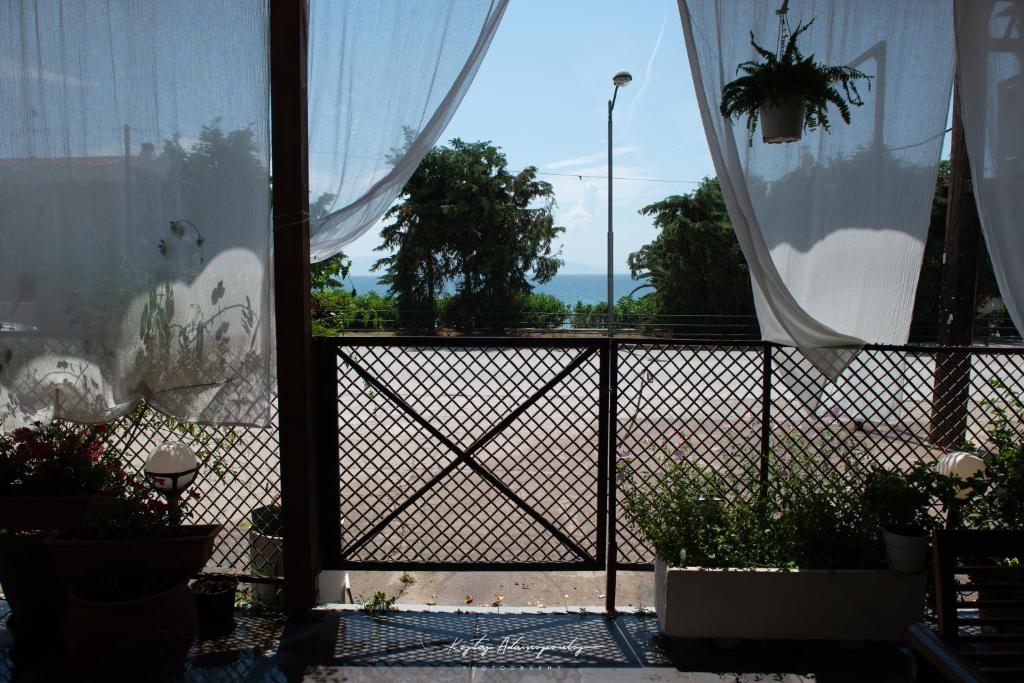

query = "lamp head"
[936,451,986,501]
[145,441,199,495]
[612,70,633,87]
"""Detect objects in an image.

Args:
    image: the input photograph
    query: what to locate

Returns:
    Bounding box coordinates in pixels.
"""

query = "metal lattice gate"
[316,337,609,570]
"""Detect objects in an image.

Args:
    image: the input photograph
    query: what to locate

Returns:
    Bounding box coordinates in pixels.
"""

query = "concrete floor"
[329,570,656,612]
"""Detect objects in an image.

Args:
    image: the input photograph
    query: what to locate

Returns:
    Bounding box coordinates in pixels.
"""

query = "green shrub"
[616,438,936,570]
[570,296,657,329]
[961,379,1024,531]
[311,289,398,335]
[519,293,569,329]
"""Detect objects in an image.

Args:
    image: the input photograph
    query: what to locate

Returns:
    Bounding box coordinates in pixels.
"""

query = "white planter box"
[654,560,926,641]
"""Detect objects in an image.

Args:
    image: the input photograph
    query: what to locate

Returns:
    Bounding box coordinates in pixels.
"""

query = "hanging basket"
[759,100,805,144]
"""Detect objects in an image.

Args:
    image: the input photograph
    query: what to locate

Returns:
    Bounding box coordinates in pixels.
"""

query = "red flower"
[11,428,34,444]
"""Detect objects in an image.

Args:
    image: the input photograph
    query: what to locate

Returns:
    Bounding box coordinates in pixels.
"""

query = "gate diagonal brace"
[335,346,597,561]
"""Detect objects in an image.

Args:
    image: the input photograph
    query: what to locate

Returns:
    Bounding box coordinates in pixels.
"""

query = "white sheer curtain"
[955,0,1024,337]
[678,0,954,379]
[0,0,272,429]
[307,0,507,262]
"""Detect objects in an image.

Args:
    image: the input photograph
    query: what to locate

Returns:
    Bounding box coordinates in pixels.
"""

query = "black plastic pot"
[191,574,238,639]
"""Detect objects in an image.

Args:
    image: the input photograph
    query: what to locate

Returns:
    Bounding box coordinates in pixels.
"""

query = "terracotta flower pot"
[64,581,197,682]
[46,524,221,592]
[0,534,67,654]
[0,493,109,655]
[759,100,805,143]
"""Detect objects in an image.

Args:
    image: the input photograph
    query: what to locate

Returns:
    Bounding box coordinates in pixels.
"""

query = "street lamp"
[608,70,632,336]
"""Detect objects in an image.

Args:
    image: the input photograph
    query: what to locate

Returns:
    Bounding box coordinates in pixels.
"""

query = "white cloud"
[544,146,637,170]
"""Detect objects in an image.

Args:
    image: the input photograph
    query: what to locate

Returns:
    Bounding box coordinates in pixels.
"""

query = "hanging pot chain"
[775,0,792,59]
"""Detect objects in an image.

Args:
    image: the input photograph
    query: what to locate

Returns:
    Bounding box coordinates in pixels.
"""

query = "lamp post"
[608,70,632,337]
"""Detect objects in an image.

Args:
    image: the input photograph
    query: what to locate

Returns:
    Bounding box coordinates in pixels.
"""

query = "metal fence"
[612,342,1024,569]
[91,337,1022,588]
[312,337,1024,580]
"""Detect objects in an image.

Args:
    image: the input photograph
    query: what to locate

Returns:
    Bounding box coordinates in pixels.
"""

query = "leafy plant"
[719,18,871,143]
[0,421,119,496]
[862,462,953,536]
[362,590,397,613]
[961,379,1024,530]
[77,468,200,537]
[618,439,889,570]
[519,293,569,329]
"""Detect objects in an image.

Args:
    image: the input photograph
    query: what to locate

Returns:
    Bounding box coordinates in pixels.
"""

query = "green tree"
[910,160,1001,337]
[374,139,564,330]
[631,166,1002,338]
[628,178,754,317]
[308,192,351,292]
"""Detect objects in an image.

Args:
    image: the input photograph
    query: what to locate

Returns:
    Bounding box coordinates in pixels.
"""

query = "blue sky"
[342,0,953,276]
[344,0,713,274]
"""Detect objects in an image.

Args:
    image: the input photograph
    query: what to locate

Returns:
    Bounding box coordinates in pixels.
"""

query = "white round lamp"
[145,441,199,499]
[936,451,986,501]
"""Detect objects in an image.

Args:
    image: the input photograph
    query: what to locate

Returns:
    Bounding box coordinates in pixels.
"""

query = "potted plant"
[0,421,120,652]
[619,445,926,641]
[191,573,239,639]
[46,470,219,681]
[862,462,951,573]
[248,500,284,607]
[719,5,871,144]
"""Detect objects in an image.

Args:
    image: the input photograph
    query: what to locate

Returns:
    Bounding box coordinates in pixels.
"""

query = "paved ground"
[0,602,915,681]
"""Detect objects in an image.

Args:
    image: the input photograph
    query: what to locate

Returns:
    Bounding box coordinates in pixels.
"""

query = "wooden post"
[270,0,320,610]
[930,76,981,449]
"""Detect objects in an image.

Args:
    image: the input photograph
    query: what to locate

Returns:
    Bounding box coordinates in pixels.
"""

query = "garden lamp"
[936,450,986,501]
[936,450,986,528]
[145,441,200,505]
[608,70,632,337]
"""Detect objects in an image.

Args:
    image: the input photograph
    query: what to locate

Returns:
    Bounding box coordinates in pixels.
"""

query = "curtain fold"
[0,0,272,429]
[307,0,508,262]
[954,0,1024,337]
[678,0,954,379]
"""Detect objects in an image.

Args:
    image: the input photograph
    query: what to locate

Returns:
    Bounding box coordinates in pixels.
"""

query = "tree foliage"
[373,139,564,330]
[911,160,1001,334]
[628,178,754,318]
[308,192,351,292]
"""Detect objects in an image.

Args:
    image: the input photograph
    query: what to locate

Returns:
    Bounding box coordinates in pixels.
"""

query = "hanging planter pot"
[719,3,871,146]
[759,100,805,144]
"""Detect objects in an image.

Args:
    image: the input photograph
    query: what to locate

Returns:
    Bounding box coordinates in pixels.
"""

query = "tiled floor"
[0,603,914,682]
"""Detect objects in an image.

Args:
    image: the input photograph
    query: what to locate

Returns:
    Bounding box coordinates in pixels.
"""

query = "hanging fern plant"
[719,7,872,145]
